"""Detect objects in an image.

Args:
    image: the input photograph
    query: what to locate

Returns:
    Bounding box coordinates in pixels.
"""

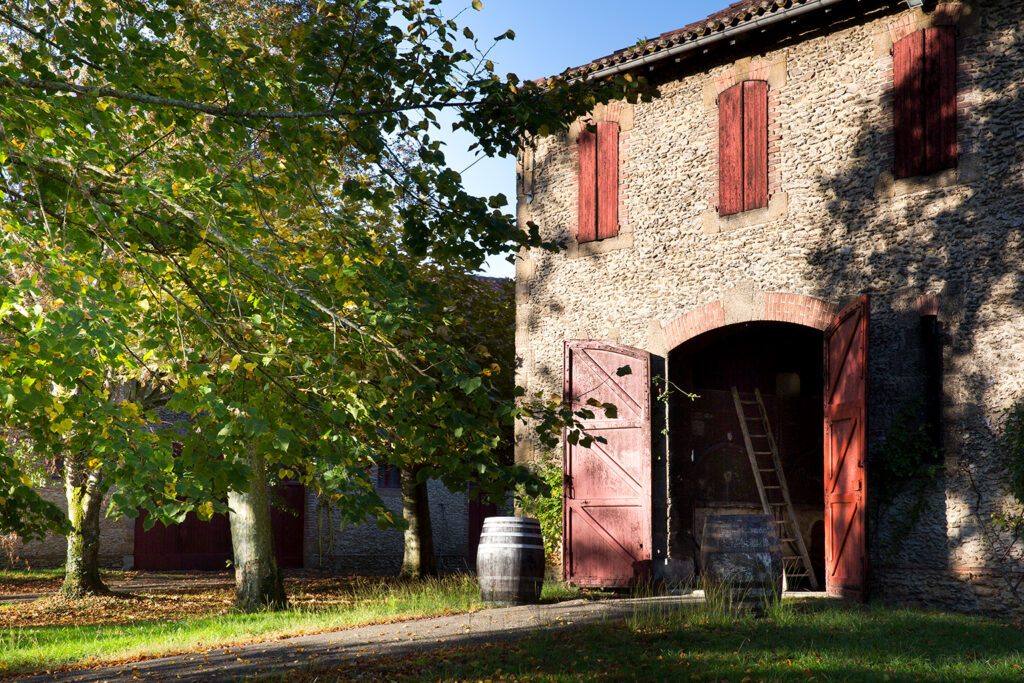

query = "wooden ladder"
[731,387,818,590]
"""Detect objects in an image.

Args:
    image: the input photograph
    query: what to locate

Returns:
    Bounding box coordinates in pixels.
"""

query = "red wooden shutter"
[743,80,768,212]
[894,30,925,178]
[596,121,619,240]
[925,26,957,172]
[718,83,744,216]
[577,128,597,243]
[824,296,870,600]
[563,341,651,587]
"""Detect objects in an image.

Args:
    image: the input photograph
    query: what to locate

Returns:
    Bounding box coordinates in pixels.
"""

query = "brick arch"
[662,292,838,351]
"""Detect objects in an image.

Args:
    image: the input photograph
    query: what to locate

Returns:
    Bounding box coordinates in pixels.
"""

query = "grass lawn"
[299,597,1024,682]
[0,571,584,676]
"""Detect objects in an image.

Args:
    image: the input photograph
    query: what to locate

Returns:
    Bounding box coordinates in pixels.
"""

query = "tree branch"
[5,77,479,121]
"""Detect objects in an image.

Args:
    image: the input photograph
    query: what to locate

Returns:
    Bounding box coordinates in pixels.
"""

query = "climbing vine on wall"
[993,401,1024,534]
[873,401,942,552]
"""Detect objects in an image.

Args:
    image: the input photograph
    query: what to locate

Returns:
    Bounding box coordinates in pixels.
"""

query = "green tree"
[0,0,651,607]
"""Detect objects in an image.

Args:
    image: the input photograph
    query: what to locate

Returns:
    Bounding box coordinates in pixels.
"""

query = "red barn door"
[270,483,305,569]
[135,484,305,570]
[134,509,231,570]
[824,296,870,599]
[563,341,651,587]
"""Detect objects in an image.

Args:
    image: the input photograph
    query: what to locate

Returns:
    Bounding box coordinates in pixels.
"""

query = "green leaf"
[615,365,632,376]
[459,376,482,394]
[275,428,293,452]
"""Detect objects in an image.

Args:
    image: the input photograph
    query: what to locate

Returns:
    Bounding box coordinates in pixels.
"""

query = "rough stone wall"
[303,467,473,573]
[516,0,1024,615]
[5,476,473,575]
[1,482,134,569]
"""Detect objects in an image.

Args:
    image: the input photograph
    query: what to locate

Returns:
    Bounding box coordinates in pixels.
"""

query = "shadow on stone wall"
[807,9,1024,613]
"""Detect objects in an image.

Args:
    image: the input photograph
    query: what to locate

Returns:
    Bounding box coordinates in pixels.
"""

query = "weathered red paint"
[577,128,597,243]
[895,27,955,178]
[134,484,305,570]
[718,83,744,216]
[563,341,651,587]
[926,26,957,172]
[894,29,925,178]
[824,296,869,600]
[134,508,232,571]
[269,482,305,569]
[596,121,619,240]
[743,80,768,212]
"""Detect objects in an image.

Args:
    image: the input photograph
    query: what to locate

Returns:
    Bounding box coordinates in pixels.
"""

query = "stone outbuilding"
[5,469,482,574]
[514,0,1024,615]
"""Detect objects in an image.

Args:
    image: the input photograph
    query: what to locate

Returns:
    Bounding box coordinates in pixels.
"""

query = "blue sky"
[434,0,729,277]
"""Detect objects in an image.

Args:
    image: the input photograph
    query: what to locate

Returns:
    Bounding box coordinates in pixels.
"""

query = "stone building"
[6,471,480,574]
[514,0,1024,615]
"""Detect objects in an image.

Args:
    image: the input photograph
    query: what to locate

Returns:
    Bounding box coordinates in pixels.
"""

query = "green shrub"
[515,457,563,567]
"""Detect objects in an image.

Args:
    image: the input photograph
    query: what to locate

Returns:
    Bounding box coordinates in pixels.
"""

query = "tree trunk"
[228,447,286,610]
[61,453,109,598]
[400,465,437,579]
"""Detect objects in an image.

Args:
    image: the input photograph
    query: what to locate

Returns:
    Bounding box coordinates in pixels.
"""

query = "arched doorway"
[661,295,869,598]
[668,322,826,589]
[560,295,868,597]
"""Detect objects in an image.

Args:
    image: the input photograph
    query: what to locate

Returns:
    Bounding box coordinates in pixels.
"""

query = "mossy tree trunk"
[228,447,286,611]
[61,452,109,598]
[400,465,437,579]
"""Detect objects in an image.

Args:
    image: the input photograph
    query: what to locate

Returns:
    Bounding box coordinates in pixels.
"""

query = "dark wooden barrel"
[476,516,544,605]
[699,514,782,610]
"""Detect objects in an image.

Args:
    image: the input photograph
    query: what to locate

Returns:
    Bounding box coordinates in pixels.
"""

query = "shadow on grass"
[326,599,1024,683]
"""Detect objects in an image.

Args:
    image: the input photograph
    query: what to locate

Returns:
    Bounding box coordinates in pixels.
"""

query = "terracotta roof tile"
[565,0,819,78]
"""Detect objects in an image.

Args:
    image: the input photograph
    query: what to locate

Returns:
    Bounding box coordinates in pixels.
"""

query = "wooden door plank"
[743,81,768,212]
[718,84,745,215]
[577,128,597,243]
[563,341,651,587]
[823,296,870,600]
[596,121,619,240]
[894,31,925,178]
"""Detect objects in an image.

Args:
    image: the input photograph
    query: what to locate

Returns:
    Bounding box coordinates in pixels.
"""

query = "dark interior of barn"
[667,322,825,589]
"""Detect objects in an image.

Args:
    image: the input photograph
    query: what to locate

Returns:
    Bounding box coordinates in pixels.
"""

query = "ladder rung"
[733,384,816,590]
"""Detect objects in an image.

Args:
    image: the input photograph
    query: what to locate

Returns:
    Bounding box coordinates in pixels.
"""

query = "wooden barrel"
[699,514,782,610]
[476,516,545,605]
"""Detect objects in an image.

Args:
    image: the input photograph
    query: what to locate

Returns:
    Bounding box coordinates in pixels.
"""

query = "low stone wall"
[303,471,477,573]
[2,483,134,569]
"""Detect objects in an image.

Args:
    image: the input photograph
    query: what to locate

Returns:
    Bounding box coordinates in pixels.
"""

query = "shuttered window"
[578,121,619,243]
[894,26,957,179]
[718,80,768,216]
[377,465,401,489]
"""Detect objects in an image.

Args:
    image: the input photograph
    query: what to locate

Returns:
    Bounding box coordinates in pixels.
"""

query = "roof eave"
[573,0,849,82]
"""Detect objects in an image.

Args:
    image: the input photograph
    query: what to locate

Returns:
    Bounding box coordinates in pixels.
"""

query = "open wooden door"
[563,341,651,587]
[824,296,870,599]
